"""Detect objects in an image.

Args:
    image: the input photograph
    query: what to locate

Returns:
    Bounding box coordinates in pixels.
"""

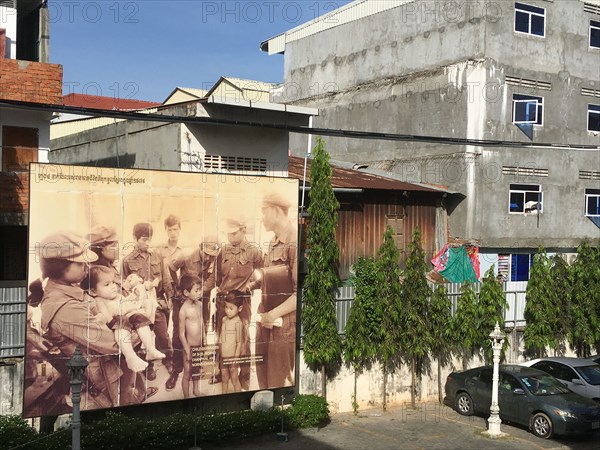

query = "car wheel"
[530,412,553,439]
[455,392,474,416]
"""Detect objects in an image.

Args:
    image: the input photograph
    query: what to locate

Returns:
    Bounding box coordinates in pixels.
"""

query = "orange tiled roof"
[62,93,160,111]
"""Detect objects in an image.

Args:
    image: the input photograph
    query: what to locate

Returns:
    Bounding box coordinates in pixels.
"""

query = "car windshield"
[519,373,570,395]
[575,365,600,386]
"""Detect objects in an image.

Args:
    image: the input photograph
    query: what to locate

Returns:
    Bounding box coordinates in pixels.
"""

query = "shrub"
[0,395,330,449]
[285,394,330,428]
[0,415,38,448]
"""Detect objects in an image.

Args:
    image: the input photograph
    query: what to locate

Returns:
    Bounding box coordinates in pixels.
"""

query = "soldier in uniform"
[256,193,298,389]
[154,215,184,390]
[33,232,125,413]
[214,217,264,390]
[121,223,174,381]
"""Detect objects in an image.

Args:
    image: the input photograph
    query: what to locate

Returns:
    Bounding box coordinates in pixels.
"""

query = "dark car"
[444,365,600,439]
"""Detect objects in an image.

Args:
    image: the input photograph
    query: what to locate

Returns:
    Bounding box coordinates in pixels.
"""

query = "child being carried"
[82,266,165,372]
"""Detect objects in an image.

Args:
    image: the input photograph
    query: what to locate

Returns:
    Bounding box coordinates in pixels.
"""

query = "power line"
[3,98,600,151]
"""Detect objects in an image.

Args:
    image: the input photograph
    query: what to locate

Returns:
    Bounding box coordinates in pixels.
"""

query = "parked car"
[587,355,600,365]
[444,365,600,439]
[521,357,600,402]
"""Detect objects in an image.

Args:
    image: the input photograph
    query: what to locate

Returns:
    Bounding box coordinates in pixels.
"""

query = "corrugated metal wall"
[299,282,528,341]
[336,191,438,279]
[0,286,26,358]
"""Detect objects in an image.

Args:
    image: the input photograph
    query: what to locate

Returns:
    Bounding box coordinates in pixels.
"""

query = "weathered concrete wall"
[50,120,181,170]
[276,0,600,249]
[297,329,532,413]
[50,102,309,178]
[0,360,23,416]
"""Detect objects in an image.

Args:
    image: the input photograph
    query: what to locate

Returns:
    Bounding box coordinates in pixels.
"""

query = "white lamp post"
[485,322,506,437]
[67,345,88,450]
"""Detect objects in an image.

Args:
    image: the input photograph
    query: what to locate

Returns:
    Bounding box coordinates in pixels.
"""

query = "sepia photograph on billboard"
[23,163,298,418]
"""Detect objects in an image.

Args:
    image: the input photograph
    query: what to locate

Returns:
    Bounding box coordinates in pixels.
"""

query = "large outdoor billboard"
[24,163,298,418]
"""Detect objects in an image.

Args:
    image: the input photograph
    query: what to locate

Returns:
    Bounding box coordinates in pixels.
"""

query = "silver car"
[522,357,600,402]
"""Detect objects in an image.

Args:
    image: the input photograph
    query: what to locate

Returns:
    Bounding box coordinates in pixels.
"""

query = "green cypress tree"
[303,137,343,398]
[376,225,403,411]
[549,254,571,356]
[343,256,381,414]
[428,284,453,403]
[478,265,508,364]
[524,246,558,358]
[453,282,479,370]
[568,242,600,357]
[399,227,432,407]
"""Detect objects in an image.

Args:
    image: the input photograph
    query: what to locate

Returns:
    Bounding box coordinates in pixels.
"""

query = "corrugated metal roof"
[288,155,451,193]
[222,77,277,93]
[162,87,208,105]
[50,107,159,139]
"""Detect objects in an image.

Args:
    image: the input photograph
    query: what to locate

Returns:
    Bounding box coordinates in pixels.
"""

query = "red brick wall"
[0,29,5,59]
[0,172,29,214]
[0,59,63,105]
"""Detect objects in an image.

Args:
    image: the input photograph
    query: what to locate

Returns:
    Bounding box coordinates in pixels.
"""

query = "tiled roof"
[62,93,160,111]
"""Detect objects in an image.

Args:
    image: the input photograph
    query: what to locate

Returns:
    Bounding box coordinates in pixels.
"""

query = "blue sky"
[49,0,352,102]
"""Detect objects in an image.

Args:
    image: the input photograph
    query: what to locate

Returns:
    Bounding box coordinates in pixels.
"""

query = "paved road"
[208,402,600,450]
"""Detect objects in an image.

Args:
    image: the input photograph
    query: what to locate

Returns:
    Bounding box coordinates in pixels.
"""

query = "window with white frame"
[512,93,543,125]
[585,188,600,217]
[498,253,534,281]
[509,184,543,214]
[514,2,545,37]
[591,19,600,48]
[588,104,600,132]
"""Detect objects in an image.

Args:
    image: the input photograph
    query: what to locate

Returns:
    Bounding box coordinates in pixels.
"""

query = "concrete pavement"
[208,402,600,450]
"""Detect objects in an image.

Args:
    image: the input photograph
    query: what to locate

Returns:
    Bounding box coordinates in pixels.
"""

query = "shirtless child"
[178,274,204,398]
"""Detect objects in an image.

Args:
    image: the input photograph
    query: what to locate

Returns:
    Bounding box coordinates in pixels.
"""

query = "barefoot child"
[219,290,246,394]
[82,266,165,372]
[178,274,204,398]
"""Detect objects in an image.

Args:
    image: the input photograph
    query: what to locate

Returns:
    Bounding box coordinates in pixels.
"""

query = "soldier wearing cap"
[87,224,154,404]
[88,225,120,282]
[256,193,298,390]
[213,216,263,389]
[167,234,221,390]
[29,231,126,414]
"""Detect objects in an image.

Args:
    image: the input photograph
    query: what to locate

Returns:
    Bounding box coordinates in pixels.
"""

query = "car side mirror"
[513,388,526,395]
[571,378,585,386]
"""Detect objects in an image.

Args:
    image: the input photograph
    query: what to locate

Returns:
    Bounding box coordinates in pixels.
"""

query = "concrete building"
[50,98,317,176]
[261,0,600,281]
[0,0,63,416]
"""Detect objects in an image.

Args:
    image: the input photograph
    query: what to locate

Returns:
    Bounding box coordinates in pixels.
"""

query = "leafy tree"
[428,284,453,403]
[303,137,343,398]
[477,265,508,363]
[549,254,571,356]
[593,247,600,353]
[343,256,381,415]
[376,225,403,411]
[524,247,559,358]
[568,242,600,356]
[399,227,432,407]
[453,282,479,370]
